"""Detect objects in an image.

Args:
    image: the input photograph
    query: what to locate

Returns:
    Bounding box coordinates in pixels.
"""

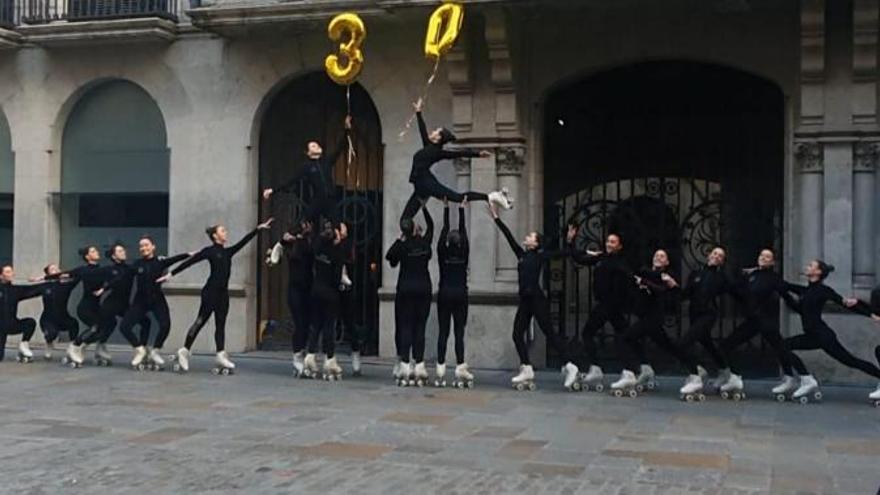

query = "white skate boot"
[679,374,706,402]
[636,364,657,391]
[710,368,731,392]
[94,344,113,367]
[453,363,475,389]
[697,365,709,382]
[351,351,362,376]
[302,353,319,379]
[174,347,190,373]
[792,375,822,404]
[392,358,401,379]
[213,351,235,375]
[323,356,343,381]
[581,365,605,392]
[147,348,166,371]
[562,362,581,391]
[292,351,305,377]
[610,369,639,398]
[44,341,56,361]
[869,383,880,407]
[340,265,353,288]
[771,375,796,401]
[131,346,148,370]
[64,343,84,368]
[396,361,412,387]
[488,188,514,210]
[719,373,745,401]
[412,361,429,387]
[16,341,34,363]
[433,362,447,388]
[511,364,536,391]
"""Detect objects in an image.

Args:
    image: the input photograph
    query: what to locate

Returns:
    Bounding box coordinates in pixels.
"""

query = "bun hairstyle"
[43,264,53,275]
[438,128,457,145]
[140,235,156,246]
[105,242,125,259]
[399,217,415,238]
[78,245,97,260]
[816,260,836,280]
[205,225,220,241]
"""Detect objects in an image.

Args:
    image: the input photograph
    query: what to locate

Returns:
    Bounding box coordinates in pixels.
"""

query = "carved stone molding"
[495,146,525,176]
[453,157,471,176]
[800,0,825,125]
[484,8,518,135]
[854,142,879,171]
[853,0,878,124]
[795,142,823,173]
[447,43,473,135]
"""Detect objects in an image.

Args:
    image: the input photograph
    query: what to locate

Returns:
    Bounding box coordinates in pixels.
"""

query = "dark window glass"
[78,193,168,227]
[0,208,11,228]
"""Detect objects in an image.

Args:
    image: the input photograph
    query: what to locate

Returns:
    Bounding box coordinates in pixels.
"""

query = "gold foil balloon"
[425,3,464,61]
[325,13,366,86]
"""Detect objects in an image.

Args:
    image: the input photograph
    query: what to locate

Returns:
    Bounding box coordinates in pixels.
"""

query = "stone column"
[853,142,877,289]
[822,142,853,291]
[795,142,824,268]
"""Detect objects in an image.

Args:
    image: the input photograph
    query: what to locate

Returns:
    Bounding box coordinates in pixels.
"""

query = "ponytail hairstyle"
[438,128,457,145]
[816,260,835,280]
[205,225,220,241]
[105,242,125,260]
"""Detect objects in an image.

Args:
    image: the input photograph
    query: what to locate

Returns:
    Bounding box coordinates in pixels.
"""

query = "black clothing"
[38,279,79,343]
[78,261,138,346]
[437,206,469,365]
[118,253,189,349]
[0,281,47,360]
[309,234,345,359]
[282,234,314,353]
[682,265,732,316]
[575,251,633,368]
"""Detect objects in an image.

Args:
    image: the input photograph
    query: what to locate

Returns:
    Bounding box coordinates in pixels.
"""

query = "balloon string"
[345,84,356,185]
[398,58,442,141]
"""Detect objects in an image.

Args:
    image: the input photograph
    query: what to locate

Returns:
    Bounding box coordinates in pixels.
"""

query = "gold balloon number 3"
[325,13,366,86]
[425,3,464,61]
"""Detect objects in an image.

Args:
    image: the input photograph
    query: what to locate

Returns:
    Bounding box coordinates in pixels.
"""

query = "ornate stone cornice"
[453,157,471,176]
[795,141,823,173]
[800,0,825,126]
[495,146,524,176]
[854,141,879,171]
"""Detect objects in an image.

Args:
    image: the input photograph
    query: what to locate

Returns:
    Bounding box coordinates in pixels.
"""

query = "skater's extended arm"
[438,148,482,161]
[228,228,261,257]
[438,205,450,259]
[161,253,191,271]
[493,217,524,259]
[417,110,430,147]
[18,282,52,301]
[170,247,209,276]
[274,167,308,195]
[422,207,434,243]
[459,206,469,263]
[326,126,352,166]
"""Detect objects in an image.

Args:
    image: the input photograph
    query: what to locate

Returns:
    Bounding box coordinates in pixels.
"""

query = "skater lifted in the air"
[0,264,53,362]
[400,98,512,223]
[780,260,880,403]
[163,218,273,374]
[487,203,582,391]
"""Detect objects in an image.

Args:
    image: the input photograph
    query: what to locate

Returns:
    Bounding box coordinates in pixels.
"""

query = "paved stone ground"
[0,350,879,495]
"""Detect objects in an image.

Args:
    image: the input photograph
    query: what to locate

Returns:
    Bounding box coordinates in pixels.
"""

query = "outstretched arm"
[415,98,430,146]
[459,205,469,261]
[161,253,191,270]
[438,204,450,258]
[423,206,434,243]
[228,229,260,257]
[170,248,208,276]
[326,119,353,165]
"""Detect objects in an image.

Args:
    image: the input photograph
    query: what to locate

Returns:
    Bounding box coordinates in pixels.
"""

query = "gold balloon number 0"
[325,13,366,86]
[425,3,464,61]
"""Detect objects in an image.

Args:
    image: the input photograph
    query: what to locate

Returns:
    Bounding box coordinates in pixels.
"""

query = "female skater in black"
[308,221,347,380]
[781,260,880,402]
[33,264,79,360]
[166,219,272,372]
[0,264,50,362]
[280,220,314,376]
[487,203,581,390]
[434,197,473,387]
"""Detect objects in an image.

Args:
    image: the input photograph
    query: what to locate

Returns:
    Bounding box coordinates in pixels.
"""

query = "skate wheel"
[628,389,638,398]
[635,384,645,393]
[720,391,729,400]
[570,382,582,392]
[813,391,823,401]
[594,384,604,393]
[684,394,694,403]
[873,400,880,408]
[69,362,79,369]
[514,383,524,391]
[61,357,69,365]
[211,367,220,375]
[697,394,706,402]
[613,389,623,398]
[137,364,146,371]
[646,381,657,390]
[732,392,742,402]
[172,364,180,372]
[775,393,787,403]
[455,382,463,389]
[798,396,809,405]
[221,368,230,376]
[527,382,536,391]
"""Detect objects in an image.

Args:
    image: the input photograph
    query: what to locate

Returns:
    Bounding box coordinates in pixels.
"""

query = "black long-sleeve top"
[102,261,137,304]
[438,206,468,295]
[633,268,679,318]
[386,209,434,296]
[39,279,77,320]
[274,131,349,198]
[783,281,872,331]
[734,267,787,321]
[53,263,112,295]
[409,112,481,183]
[282,235,314,290]
[171,228,260,289]
[575,251,633,308]
[682,265,731,316]
[132,254,189,304]
[312,234,345,292]
[1,281,49,328]
[495,217,575,297]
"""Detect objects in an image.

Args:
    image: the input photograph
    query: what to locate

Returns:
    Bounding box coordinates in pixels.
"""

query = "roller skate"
[292,351,305,377]
[172,347,190,373]
[322,356,343,381]
[580,365,605,392]
[396,361,412,387]
[511,364,536,391]
[212,351,235,376]
[562,362,581,391]
[791,375,822,404]
[453,363,474,389]
[301,353,319,379]
[771,375,796,402]
[488,187,514,210]
[93,344,113,367]
[144,348,165,371]
[16,341,34,363]
[635,364,658,392]
[411,361,429,387]
[719,373,746,401]
[44,341,56,361]
[392,358,401,379]
[869,383,880,408]
[131,345,148,371]
[679,374,706,402]
[351,351,362,377]
[433,362,447,387]
[62,343,84,368]
[709,367,731,394]
[610,369,639,398]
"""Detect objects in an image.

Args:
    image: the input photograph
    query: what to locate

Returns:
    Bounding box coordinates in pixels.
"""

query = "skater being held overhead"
[400,98,512,222]
[0,264,53,362]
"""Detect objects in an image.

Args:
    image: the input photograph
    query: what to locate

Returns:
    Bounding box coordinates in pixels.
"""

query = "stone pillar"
[822,142,853,291]
[795,142,824,268]
[853,142,877,288]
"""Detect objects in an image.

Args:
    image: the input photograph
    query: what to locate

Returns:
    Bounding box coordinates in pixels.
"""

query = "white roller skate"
[412,361,429,387]
[636,364,658,392]
[453,363,474,389]
[562,362,581,391]
[301,353,319,379]
[340,265,352,288]
[709,367,731,393]
[94,344,113,367]
[581,365,605,392]
[433,362,447,388]
[172,347,190,373]
[63,343,84,368]
[146,348,165,371]
[679,374,706,402]
[719,373,746,401]
[351,351,362,377]
[322,356,343,381]
[44,341,56,361]
[511,364,536,391]
[488,187,514,210]
[396,361,412,387]
[771,375,796,402]
[16,341,34,363]
[392,358,401,379]
[697,365,709,382]
[610,369,639,398]
[131,345,148,371]
[792,375,822,404]
[869,383,880,408]
[212,351,235,375]
[292,351,305,377]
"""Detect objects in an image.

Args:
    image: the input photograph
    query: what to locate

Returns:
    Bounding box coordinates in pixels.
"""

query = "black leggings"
[395,292,431,363]
[622,315,695,373]
[119,297,172,349]
[310,285,340,359]
[40,312,79,344]
[678,312,727,372]
[580,303,629,367]
[288,285,311,353]
[437,292,467,365]
[719,316,792,376]
[183,286,229,352]
[0,318,37,361]
[513,293,575,366]
[76,295,101,332]
[785,326,880,380]
[302,193,338,227]
[340,287,363,353]
[402,174,489,221]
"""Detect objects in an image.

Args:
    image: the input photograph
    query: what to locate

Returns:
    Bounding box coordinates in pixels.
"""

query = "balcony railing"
[17,0,178,24]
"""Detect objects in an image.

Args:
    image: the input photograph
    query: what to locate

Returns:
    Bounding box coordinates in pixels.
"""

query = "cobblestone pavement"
[0,350,878,495]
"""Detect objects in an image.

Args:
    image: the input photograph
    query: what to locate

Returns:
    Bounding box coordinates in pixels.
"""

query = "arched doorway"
[0,110,12,265]
[543,61,784,376]
[257,72,383,354]
[60,79,170,342]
